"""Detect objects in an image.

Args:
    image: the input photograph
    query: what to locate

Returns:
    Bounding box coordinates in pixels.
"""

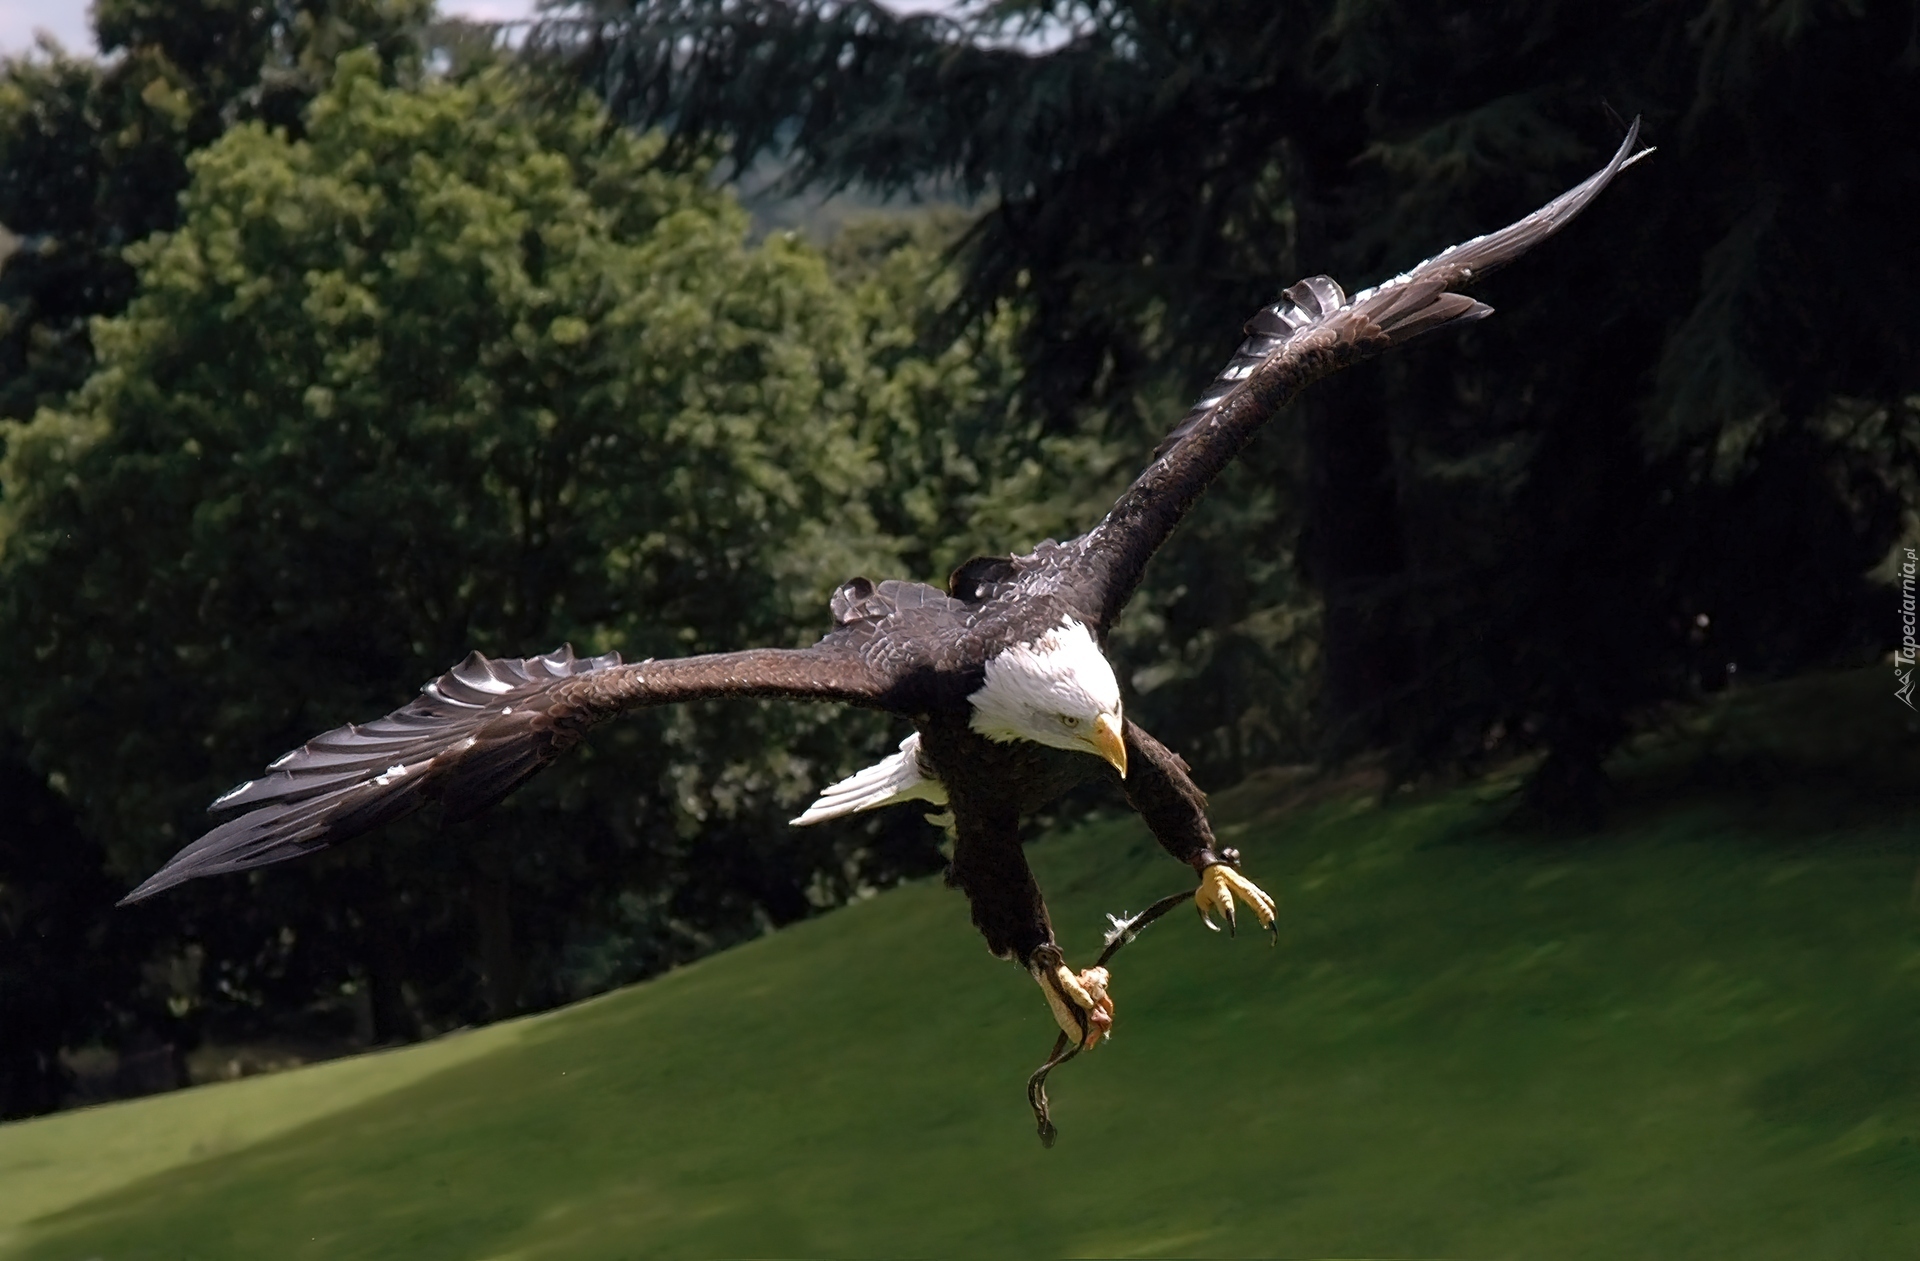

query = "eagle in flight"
[125,123,1645,1051]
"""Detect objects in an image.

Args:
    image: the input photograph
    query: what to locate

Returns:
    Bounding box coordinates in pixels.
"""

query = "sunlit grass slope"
[4,677,1918,1258]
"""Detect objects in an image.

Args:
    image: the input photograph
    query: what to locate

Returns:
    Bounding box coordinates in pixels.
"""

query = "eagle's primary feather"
[122,120,1648,1052]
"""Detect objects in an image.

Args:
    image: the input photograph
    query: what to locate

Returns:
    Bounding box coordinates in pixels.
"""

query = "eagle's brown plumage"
[123,123,1647,1034]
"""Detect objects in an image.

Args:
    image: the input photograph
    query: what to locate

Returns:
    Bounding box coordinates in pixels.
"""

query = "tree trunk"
[1299,371,1410,753]
[471,857,523,1021]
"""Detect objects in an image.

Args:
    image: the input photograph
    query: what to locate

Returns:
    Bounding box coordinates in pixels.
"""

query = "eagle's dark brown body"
[918,708,1219,965]
[123,122,1647,1036]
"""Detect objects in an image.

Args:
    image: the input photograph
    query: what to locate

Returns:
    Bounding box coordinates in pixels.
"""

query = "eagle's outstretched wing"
[1065,119,1648,629]
[120,642,892,904]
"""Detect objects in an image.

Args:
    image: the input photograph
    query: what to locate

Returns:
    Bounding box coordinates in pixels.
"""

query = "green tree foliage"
[0,0,429,423]
[825,212,1127,578]
[551,0,1920,804]
[0,56,1019,1098]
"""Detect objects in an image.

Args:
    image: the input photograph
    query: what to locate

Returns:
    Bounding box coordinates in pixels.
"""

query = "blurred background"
[1,0,1914,1123]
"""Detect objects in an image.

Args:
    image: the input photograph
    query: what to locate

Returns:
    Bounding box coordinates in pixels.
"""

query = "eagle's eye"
[1061,715,1080,728]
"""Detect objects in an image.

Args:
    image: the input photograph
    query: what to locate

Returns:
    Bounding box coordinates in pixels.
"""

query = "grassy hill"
[2,672,1917,1258]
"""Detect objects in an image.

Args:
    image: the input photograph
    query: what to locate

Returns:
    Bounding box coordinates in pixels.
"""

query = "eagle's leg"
[946,795,1114,1048]
[1121,720,1278,941]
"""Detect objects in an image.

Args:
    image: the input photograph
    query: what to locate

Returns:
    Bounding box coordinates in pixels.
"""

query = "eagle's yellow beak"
[1092,712,1128,778]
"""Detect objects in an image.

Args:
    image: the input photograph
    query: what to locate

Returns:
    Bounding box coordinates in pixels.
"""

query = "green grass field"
[3,674,1917,1258]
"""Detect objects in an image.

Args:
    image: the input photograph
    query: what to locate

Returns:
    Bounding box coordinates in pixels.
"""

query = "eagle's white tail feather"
[791,733,947,826]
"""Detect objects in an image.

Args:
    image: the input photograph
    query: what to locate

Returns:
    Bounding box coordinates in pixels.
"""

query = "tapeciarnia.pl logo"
[1898,547,1917,710]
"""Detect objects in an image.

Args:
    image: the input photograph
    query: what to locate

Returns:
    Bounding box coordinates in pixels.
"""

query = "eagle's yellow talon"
[1036,963,1115,1049]
[1196,863,1277,942]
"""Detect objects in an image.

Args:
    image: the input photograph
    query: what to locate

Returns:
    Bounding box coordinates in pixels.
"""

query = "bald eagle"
[123,123,1645,1051]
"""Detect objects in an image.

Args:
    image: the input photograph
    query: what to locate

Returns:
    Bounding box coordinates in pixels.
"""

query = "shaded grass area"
[0,1007,547,1246]
[3,681,1918,1257]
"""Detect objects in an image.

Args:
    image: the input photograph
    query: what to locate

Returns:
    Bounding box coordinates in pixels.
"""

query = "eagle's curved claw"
[1036,963,1114,1050]
[1196,863,1278,943]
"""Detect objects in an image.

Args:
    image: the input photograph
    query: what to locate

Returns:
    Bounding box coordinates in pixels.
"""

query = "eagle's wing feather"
[121,641,893,904]
[1062,119,1647,628]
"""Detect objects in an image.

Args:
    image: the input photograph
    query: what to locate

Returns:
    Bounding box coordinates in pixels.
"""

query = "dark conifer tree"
[543,0,1920,806]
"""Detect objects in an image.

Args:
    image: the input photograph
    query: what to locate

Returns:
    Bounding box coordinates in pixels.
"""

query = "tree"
[0,733,151,1116]
[0,55,1004,1075]
[547,0,1920,805]
[0,0,431,424]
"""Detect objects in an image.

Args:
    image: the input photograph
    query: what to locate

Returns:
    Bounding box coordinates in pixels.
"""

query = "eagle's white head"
[968,618,1127,776]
